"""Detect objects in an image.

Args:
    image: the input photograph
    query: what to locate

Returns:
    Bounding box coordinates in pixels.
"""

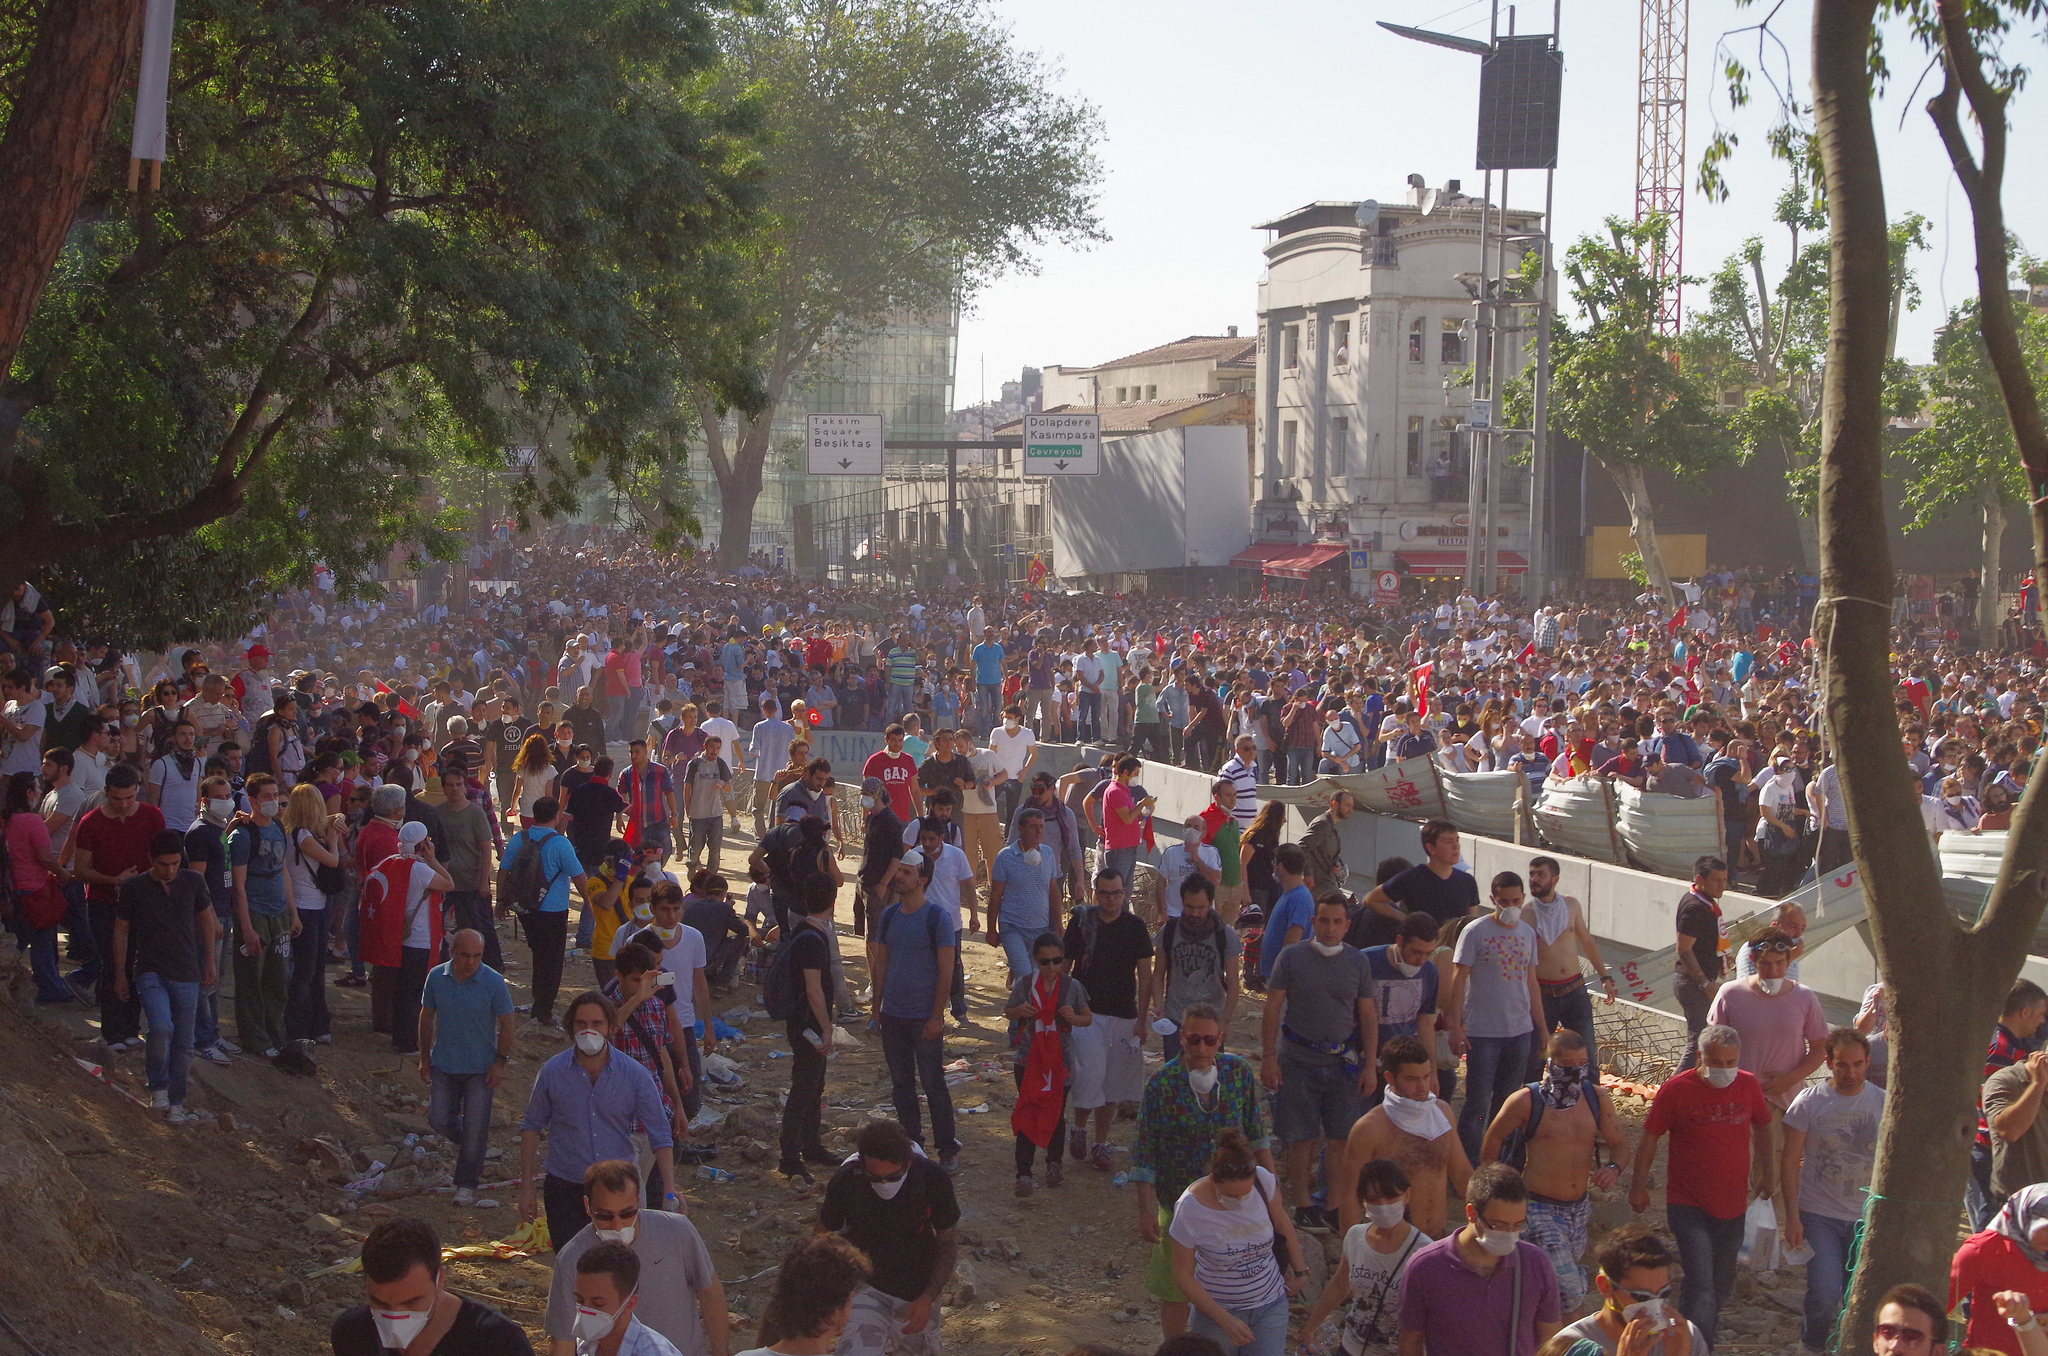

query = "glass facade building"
[689,305,960,554]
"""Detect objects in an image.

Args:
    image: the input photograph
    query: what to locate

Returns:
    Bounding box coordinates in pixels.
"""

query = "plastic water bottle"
[1111,1171,1129,1188]
[697,1166,734,1182]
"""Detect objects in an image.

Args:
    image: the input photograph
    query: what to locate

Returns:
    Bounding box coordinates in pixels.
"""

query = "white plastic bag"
[1739,1197,1781,1270]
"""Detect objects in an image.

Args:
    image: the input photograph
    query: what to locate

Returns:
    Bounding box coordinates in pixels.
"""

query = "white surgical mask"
[1391,959,1422,978]
[1758,976,1787,995]
[1187,1064,1220,1095]
[594,1222,637,1246]
[571,1294,631,1343]
[871,1175,907,1200]
[1496,906,1523,926]
[574,1029,608,1057]
[1365,1201,1407,1229]
[371,1304,434,1351]
[206,797,235,819]
[1621,1298,1674,1329]
[1310,939,1346,957]
[1476,1227,1522,1256]
[861,795,876,810]
[1022,847,1043,867]
[255,799,279,817]
[1004,719,1020,732]
[1701,1065,1737,1088]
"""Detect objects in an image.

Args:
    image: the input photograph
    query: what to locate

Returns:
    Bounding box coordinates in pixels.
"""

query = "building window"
[1406,416,1424,475]
[1025,502,1045,536]
[1283,325,1300,369]
[1115,386,1127,402]
[1441,318,1465,365]
[1281,419,1298,477]
[1409,319,1424,363]
[1146,384,1157,400]
[1332,321,1351,368]
[1331,416,1349,477]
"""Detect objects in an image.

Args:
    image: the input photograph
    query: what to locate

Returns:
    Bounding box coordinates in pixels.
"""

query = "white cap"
[398,821,431,847]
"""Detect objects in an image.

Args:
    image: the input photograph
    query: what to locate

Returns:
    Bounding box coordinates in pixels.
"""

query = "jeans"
[878,1012,958,1154]
[136,972,200,1103]
[1527,977,1597,1080]
[1100,846,1138,896]
[285,906,333,1041]
[780,1018,828,1166]
[1077,691,1101,744]
[232,909,290,1054]
[1799,1211,1857,1349]
[26,924,64,1002]
[1457,1031,1532,1163]
[90,896,141,1043]
[522,908,569,1024]
[195,914,229,1049]
[429,1069,496,1189]
[1970,1141,1998,1230]
[1666,1203,1744,1347]
[688,817,725,873]
[977,683,1002,724]
[371,945,433,1053]
[1189,1293,1290,1356]
[543,1172,589,1256]
[1285,747,1315,785]
[998,921,1040,984]
[1674,976,1713,1072]
[446,890,502,970]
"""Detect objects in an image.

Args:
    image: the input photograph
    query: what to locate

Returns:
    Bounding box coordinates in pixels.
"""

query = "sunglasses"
[1752,940,1796,954]
[1036,955,1066,967]
[1872,1324,1927,1344]
[1608,1281,1672,1302]
[1181,1033,1221,1047]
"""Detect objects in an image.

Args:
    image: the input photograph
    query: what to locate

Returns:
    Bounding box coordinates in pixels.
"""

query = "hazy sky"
[951,0,2048,407]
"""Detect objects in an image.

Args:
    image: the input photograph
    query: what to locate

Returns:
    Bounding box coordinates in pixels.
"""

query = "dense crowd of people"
[1,534,2046,1356]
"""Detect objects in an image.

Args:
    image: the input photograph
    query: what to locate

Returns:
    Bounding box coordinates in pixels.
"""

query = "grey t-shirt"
[1267,940,1373,1066]
[547,1208,716,1355]
[1157,917,1242,1018]
[1781,1080,1884,1220]
[1556,1312,1709,1356]
[681,756,729,821]
[1451,915,1538,1039]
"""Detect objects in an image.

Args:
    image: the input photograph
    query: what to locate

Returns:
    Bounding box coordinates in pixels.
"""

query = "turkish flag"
[1665,604,1687,638]
[1515,641,1535,666]
[1010,978,1067,1149]
[1413,662,1434,719]
[374,680,421,721]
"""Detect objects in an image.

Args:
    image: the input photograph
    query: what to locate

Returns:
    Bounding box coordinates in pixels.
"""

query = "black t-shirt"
[484,717,533,764]
[684,897,748,945]
[1381,864,1480,926]
[820,1157,961,1302]
[564,781,626,857]
[330,1296,534,1356]
[115,869,211,982]
[1675,890,1722,984]
[787,923,831,1029]
[1062,908,1155,1019]
[918,755,974,798]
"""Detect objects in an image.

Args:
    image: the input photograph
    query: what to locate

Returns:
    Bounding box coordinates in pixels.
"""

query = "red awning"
[1228,541,1306,569]
[1397,550,1529,576]
[1264,543,1350,579]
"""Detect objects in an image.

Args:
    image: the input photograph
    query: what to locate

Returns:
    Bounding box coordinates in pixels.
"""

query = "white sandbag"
[1616,782,1727,877]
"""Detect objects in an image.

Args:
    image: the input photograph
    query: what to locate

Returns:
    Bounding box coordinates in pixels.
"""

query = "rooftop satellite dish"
[1354,199,1381,228]
[1419,188,1441,216]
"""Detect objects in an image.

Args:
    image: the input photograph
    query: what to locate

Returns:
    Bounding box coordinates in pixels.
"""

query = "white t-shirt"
[287,828,331,910]
[1,699,45,777]
[1338,1223,1429,1355]
[148,752,204,832]
[622,922,709,1027]
[964,749,1002,815]
[1156,839,1221,918]
[398,859,440,948]
[921,843,977,924]
[1781,1080,1885,1221]
[701,717,742,768]
[1168,1167,1286,1312]
[989,725,1037,778]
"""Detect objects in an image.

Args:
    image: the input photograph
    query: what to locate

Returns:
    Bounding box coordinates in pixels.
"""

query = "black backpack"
[760,928,806,1021]
[503,827,565,916]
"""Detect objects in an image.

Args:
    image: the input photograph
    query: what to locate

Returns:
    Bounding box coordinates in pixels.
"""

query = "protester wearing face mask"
[1704,926,1828,1203]
[331,1215,531,1356]
[185,774,241,1065]
[1167,1127,1308,1356]
[561,1242,674,1356]
[544,1161,727,1356]
[1333,1036,1470,1242]
[1300,1157,1428,1356]
[1131,1003,1269,1338]
[817,1120,960,1356]
[519,992,677,1258]
[1443,872,1546,1164]
[987,808,1061,982]
[987,704,1037,825]
[1551,1224,1710,1355]
[1627,1025,1771,1347]
[852,775,904,939]
[1396,1162,1560,1353]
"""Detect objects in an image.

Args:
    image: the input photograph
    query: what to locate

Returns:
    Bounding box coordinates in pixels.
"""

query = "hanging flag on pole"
[1412,662,1434,718]
[130,0,178,190]
[373,680,422,722]
[1026,554,1048,589]
[1665,604,1688,638]
[1515,640,1536,667]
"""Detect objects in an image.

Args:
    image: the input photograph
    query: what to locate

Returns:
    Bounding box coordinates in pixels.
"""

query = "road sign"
[1374,569,1401,606]
[1022,412,1101,476]
[805,414,883,475]
[1468,399,1493,431]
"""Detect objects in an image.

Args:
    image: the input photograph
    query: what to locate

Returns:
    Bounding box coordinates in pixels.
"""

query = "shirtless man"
[1524,855,1618,1080]
[1479,1030,1631,1315]
[1333,1035,1470,1238]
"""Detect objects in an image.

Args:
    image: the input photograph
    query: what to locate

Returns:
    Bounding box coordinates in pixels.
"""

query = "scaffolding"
[1635,0,1688,334]
[794,449,1051,592]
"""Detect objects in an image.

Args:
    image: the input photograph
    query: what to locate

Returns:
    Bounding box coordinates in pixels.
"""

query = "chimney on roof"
[1446,179,1461,196]
[1227,325,1238,338]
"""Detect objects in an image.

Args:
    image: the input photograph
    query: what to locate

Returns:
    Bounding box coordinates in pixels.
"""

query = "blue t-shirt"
[973,641,1005,686]
[422,962,514,1075]
[1261,884,1316,978]
[501,826,583,912]
[1363,943,1441,1039]
[875,901,958,1020]
[989,842,1058,934]
[228,820,289,917]
[184,821,232,913]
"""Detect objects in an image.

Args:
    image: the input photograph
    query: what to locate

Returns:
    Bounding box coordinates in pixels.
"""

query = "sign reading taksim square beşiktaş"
[805,414,884,475]
[1022,412,1100,476]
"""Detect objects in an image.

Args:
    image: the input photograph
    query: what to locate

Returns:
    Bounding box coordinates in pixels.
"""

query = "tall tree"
[1,0,762,643]
[1528,217,1734,602]
[692,0,1103,567]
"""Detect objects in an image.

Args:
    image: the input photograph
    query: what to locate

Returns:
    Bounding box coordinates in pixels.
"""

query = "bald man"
[420,928,517,1205]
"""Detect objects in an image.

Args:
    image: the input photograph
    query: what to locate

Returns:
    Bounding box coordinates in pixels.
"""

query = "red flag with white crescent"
[1515,641,1535,667]
[1010,976,1067,1148]
[1413,662,1434,719]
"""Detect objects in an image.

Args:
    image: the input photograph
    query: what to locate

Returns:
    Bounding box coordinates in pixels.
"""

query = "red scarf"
[1010,974,1067,1148]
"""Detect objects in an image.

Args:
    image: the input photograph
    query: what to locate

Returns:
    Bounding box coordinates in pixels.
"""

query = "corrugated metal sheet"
[1534,776,1628,864]
[1441,769,1523,840]
[1940,829,2008,886]
[1615,783,1727,877]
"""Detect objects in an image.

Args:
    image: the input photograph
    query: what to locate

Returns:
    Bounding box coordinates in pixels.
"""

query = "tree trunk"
[1815,0,2048,1346]
[0,0,145,388]
[1604,459,1674,602]
[1980,490,2007,639]
[713,413,772,569]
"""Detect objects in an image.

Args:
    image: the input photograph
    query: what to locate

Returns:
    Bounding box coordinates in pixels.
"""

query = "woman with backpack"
[281,783,346,1045]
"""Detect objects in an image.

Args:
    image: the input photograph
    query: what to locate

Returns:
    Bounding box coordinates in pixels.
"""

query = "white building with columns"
[1247,178,1544,592]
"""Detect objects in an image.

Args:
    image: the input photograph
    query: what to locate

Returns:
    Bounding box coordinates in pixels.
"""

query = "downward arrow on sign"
[838,459,851,469]
[1053,461,1068,470]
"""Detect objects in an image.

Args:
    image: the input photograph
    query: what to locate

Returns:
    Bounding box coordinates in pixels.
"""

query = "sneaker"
[198,1043,232,1066]
[215,1038,242,1055]
[453,1187,477,1207]
[1044,1161,1065,1188]
[1089,1143,1114,1173]
[316,1034,332,1045]
[167,1104,192,1124]
[939,1151,960,1175]
[103,1039,133,1054]
[150,1089,170,1111]
[777,1163,814,1184]
[64,974,97,1007]
[262,1047,282,1059]
[801,1148,838,1167]
[1293,1205,1331,1233]
[1068,1125,1088,1160]
[1014,1173,1034,1198]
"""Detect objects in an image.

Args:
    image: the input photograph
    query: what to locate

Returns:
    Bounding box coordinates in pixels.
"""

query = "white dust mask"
[1391,959,1422,978]
[1621,1298,1674,1329]
[594,1222,637,1246]
[1758,977,1787,995]
[1005,719,1021,732]
[571,1294,631,1343]
[1496,906,1523,926]
[371,1303,433,1350]
[1023,847,1043,867]
[1310,939,1345,957]
[1366,1202,1408,1229]
[1477,1227,1521,1256]
[870,1175,907,1200]
[574,1030,608,1057]
[1701,1065,1737,1088]
[1187,1064,1220,1095]
[207,797,235,819]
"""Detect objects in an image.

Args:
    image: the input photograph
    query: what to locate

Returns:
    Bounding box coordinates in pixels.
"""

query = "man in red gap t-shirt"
[1627,1024,1772,1349]
[70,764,168,1048]
[862,723,919,822]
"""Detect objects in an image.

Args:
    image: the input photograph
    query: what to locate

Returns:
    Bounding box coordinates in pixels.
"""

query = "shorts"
[1145,1204,1188,1302]
[1069,1017,1147,1110]
[1271,1055,1363,1145]
[840,1284,943,1356]
[1525,1193,1593,1311]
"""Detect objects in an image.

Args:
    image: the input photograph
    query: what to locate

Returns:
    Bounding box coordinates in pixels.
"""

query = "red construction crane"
[1637,0,1687,333]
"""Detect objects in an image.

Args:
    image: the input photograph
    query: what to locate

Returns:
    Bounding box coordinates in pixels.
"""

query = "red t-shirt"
[1641,1067,1772,1218]
[72,803,169,903]
[862,750,918,821]
[1952,1230,2048,1356]
[603,651,630,697]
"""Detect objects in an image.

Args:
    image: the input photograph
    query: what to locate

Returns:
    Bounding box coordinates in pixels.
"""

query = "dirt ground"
[1,823,1813,1356]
